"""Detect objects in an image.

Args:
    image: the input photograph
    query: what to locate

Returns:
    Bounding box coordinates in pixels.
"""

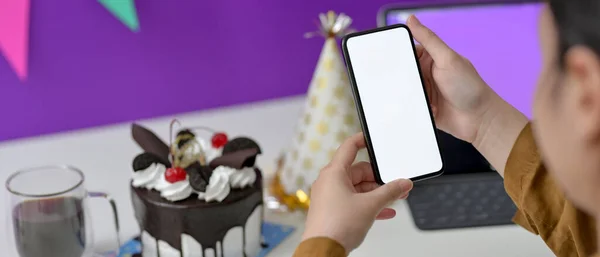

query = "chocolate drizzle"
[131,169,263,256]
[242,227,247,257]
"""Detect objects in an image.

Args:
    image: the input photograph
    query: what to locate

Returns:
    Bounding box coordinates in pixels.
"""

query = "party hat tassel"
[304,11,355,39]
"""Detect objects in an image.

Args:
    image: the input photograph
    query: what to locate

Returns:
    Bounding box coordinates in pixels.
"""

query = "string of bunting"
[0,0,140,82]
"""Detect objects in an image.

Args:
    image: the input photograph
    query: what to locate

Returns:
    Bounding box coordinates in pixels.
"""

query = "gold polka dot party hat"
[271,11,369,211]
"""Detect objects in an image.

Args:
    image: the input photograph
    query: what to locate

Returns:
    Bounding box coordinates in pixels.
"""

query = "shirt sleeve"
[292,237,347,257]
[504,123,597,257]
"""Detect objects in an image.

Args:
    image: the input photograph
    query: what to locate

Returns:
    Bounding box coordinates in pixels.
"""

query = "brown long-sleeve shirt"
[293,124,598,257]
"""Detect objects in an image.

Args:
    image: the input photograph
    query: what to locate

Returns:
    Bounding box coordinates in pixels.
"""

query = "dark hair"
[548,0,600,65]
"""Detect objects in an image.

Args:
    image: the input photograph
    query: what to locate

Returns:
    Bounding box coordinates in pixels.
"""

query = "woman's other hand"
[302,133,414,253]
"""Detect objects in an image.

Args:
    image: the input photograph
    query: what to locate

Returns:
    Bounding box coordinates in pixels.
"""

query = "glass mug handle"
[87,191,121,250]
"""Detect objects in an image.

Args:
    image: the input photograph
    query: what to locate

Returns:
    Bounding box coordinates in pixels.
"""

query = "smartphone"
[341,24,444,184]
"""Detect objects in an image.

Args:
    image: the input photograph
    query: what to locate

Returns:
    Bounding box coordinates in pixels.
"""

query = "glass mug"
[5,165,120,257]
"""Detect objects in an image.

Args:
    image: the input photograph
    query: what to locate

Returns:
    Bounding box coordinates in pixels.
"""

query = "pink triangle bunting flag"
[0,0,31,81]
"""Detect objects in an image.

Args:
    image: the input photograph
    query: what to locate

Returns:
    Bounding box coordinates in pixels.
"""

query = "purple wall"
[0,0,410,142]
[0,0,538,142]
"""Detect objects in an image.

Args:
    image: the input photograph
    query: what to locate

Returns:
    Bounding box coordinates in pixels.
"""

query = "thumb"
[407,15,456,64]
[367,179,413,208]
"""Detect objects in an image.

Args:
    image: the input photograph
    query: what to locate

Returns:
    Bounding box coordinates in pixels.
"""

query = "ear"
[564,46,600,142]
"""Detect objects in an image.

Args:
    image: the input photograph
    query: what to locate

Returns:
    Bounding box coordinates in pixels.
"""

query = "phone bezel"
[341,24,444,184]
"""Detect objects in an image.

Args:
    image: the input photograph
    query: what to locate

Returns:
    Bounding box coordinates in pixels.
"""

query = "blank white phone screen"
[345,26,443,183]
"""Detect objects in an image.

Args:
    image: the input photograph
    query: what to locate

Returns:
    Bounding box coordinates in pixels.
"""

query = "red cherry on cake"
[211,132,228,148]
[165,167,187,183]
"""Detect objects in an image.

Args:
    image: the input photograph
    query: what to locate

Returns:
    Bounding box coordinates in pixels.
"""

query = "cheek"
[533,69,555,126]
[532,98,575,196]
[533,80,581,199]
[533,73,564,172]
[533,89,557,157]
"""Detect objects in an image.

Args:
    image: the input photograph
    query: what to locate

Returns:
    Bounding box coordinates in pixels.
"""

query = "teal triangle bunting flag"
[99,0,140,32]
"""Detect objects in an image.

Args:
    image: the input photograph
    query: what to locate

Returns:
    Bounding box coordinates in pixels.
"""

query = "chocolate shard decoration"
[242,156,257,168]
[209,148,259,170]
[131,123,171,166]
[223,137,262,154]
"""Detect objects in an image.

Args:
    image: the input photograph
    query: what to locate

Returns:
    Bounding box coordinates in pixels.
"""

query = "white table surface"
[0,96,553,257]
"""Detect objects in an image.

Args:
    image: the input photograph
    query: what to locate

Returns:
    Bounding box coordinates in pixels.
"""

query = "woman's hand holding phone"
[302,133,413,253]
[408,15,499,144]
[407,15,528,174]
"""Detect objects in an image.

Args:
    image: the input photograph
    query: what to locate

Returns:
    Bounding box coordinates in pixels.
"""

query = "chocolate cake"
[129,122,264,257]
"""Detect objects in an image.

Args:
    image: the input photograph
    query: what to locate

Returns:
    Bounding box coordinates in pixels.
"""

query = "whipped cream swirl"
[160,178,193,202]
[132,163,193,202]
[198,166,231,202]
[132,163,166,189]
[229,167,257,189]
[197,166,257,203]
